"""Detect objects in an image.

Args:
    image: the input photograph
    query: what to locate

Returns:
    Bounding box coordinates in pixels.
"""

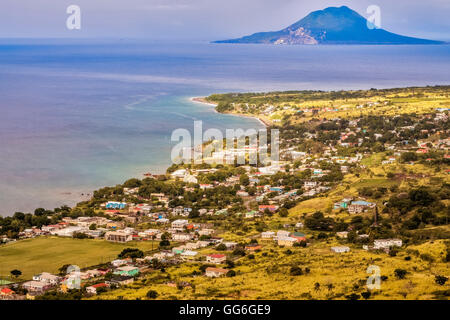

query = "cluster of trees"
[0,206,71,239]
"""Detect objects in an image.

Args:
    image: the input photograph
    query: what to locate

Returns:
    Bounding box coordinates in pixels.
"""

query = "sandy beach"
[190,96,270,127]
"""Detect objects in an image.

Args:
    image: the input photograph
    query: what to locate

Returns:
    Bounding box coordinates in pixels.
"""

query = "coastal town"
[0,86,449,300]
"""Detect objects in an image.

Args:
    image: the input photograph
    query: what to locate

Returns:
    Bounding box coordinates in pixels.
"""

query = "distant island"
[214,6,445,45]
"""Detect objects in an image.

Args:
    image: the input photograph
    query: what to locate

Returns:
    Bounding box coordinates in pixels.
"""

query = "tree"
[146,290,159,299]
[58,264,72,276]
[278,208,289,217]
[10,269,22,278]
[216,243,227,251]
[118,248,144,259]
[434,275,448,286]
[239,174,250,186]
[290,266,303,276]
[400,152,417,163]
[361,291,371,300]
[159,239,170,247]
[394,269,407,279]
[226,270,236,277]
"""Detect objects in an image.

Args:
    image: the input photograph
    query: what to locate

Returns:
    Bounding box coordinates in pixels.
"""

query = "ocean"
[0,40,449,215]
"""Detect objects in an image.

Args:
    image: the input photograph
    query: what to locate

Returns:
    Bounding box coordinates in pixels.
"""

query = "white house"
[373,239,402,250]
[32,272,61,285]
[276,230,290,239]
[171,219,189,229]
[261,231,275,239]
[206,254,227,264]
[331,246,350,253]
[172,233,194,241]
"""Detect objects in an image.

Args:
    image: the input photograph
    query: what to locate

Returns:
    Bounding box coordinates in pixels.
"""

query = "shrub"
[394,269,407,279]
[435,275,448,286]
[361,291,371,300]
[290,267,303,276]
[146,290,158,299]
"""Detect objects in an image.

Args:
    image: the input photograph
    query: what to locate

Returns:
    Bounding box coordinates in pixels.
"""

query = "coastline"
[190,96,270,128]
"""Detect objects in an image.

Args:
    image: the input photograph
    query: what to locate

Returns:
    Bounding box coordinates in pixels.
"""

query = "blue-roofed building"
[106,201,127,210]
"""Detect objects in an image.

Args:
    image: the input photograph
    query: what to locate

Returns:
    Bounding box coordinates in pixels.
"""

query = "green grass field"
[0,237,158,280]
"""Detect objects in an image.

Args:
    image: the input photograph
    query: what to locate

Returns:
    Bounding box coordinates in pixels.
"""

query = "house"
[331,246,350,253]
[171,169,187,178]
[244,210,260,219]
[245,244,262,251]
[276,230,290,239]
[261,231,275,239]
[277,236,297,247]
[198,228,215,236]
[336,231,349,239]
[111,259,130,267]
[290,232,306,242]
[236,190,249,197]
[303,181,318,189]
[32,272,61,285]
[348,204,364,214]
[222,242,237,250]
[22,281,52,293]
[206,254,227,264]
[183,174,198,184]
[105,231,132,243]
[348,200,374,214]
[171,219,189,229]
[180,250,198,260]
[110,275,134,286]
[105,201,127,210]
[0,288,15,296]
[373,239,402,250]
[113,266,140,277]
[86,283,110,295]
[205,267,229,278]
[172,233,194,242]
[295,222,304,228]
[258,205,278,213]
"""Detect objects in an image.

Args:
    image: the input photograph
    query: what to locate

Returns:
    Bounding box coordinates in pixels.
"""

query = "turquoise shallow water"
[0,40,449,215]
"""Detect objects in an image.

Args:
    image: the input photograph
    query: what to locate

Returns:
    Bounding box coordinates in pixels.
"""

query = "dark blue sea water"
[0,40,449,215]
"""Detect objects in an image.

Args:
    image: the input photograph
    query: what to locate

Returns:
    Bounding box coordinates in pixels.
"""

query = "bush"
[345,293,360,300]
[216,243,227,251]
[226,270,236,277]
[118,248,144,259]
[420,253,435,262]
[435,275,448,286]
[394,269,407,279]
[290,267,303,276]
[146,290,158,299]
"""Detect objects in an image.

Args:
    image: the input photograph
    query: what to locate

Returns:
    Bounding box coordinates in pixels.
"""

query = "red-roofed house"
[86,283,110,295]
[258,205,278,213]
[206,254,226,264]
[0,288,15,296]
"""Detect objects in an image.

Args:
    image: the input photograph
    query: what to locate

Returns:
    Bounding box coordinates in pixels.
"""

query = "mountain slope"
[214,6,444,45]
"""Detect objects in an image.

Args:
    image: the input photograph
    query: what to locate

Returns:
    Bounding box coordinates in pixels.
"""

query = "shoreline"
[190,96,270,128]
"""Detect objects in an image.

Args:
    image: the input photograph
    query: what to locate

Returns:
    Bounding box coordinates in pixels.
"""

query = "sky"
[1,0,449,41]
